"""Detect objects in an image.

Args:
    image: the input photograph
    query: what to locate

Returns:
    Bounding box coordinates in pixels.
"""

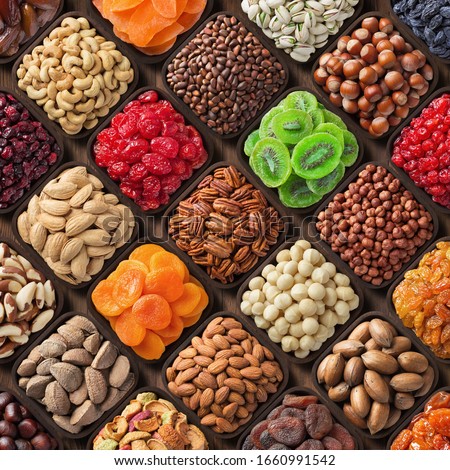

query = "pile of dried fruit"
[0,92,60,209]
[17,314,135,434]
[93,0,207,56]
[393,241,450,359]
[0,390,58,450]
[316,164,435,286]
[17,165,136,286]
[166,315,285,435]
[92,244,209,360]
[168,165,284,284]
[241,240,360,359]
[92,391,208,450]
[316,316,435,435]
[242,393,356,450]
[0,0,61,58]
[16,16,134,135]
[391,390,450,450]
[0,242,56,359]
[391,93,450,209]
[93,90,208,211]
[243,90,359,208]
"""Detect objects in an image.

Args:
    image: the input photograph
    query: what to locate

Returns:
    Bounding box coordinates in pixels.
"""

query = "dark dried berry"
[304,404,333,440]
[242,435,255,450]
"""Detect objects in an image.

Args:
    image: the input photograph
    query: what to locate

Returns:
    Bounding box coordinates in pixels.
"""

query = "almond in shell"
[76,230,111,247]
[69,184,93,208]
[17,212,31,243]
[39,200,70,216]
[343,356,365,387]
[60,238,84,264]
[44,182,78,200]
[65,213,97,237]
[332,339,365,358]
[38,213,67,232]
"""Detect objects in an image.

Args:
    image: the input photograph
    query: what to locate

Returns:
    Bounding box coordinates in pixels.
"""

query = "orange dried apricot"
[129,2,174,47]
[143,267,184,302]
[161,334,181,346]
[177,10,202,31]
[111,0,144,12]
[132,294,172,330]
[115,307,147,346]
[91,279,124,317]
[148,251,188,282]
[187,287,209,317]
[181,310,203,328]
[109,315,118,332]
[155,312,183,338]
[112,269,146,309]
[108,260,148,281]
[184,0,206,14]
[170,282,201,317]
[132,330,166,360]
[151,0,178,18]
[137,37,177,55]
[129,244,165,267]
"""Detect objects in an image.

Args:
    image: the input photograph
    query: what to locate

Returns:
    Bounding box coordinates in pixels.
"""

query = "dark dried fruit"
[328,423,356,450]
[242,435,255,450]
[322,436,343,450]
[297,439,325,450]
[280,407,305,420]
[249,420,269,449]
[267,405,286,420]
[259,430,278,449]
[304,404,334,440]
[267,417,306,447]
[283,394,319,409]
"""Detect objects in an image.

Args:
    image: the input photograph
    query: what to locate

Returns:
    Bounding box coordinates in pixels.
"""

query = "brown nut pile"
[166,316,284,434]
[92,392,208,450]
[242,394,356,450]
[17,314,135,434]
[17,165,136,285]
[316,164,434,286]
[0,242,56,359]
[314,16,434,137]
[169,166,284,284]
[166,14,287,136]
[16,16,134,135]
[316,317,435,435]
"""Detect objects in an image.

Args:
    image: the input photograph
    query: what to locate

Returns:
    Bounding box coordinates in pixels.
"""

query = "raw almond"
[65,213,97,236]
[240,367,262,380]
[87,257,104,276]
[364,370,390,403]
[76,229,111,247]
[60,238,84,264]
[350,384,371,418]
[71,246,89,280]
[216,417,235,433]
[83,200,109,214]
[17,212,31,243]
[45,233,68,261]
[44,182,78,200]
[30,222,47,252]
[332,339,365,358]
[369,319,394,348]
[397,352,428,373]
[87,174,103,190]
[207,358,229,375]
[199,388,215,408]
[39,200,70,216]
[38,212,66,232]
[200,414,217,426]
[223,377,246,394]
[343,356,365,387]
[367,401,390,435]
[215,386,230,404]
[176,383,197,397]
[86,245,115,258]
[69,184,93,208]
[323,353,345,387]
[390,373,424,392]
[361,350,399,375]
[229,356,250,369]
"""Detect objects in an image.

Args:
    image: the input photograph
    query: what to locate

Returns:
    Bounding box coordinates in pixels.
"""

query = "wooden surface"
[0,0,449,451]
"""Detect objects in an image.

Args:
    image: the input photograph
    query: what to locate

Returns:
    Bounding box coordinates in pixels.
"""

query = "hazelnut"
[338,36,351,52]
[358,95,375,112]
[314,67,329,86]
[360,44,378,64]
[364,84,383,103]
[419,64,434,81]
[392,91,408,106]
[347,39,363,56]
[375,38,393,52]
[400,81,411,94]
[411,50,426,68]
[326,75,343,93]
[359,66,378,85]
[342,98,359,114]
[417,82,429,97]
[377,96,395,116]
[409,73,426,90]
[384,71,404,90]
[343,60,363,79]
[340,80,361,100]
[361,17,379,34]
[379,18,394,34]
[406,90,420,108]
[394,105,409,119]
[389,35,406,52]
[352,28,372,44]
[320,52,333,67]
[378,50,397,69]
[370,117,389,136]
[326,57,344,75]
[371,62,386,78]
[401,52,420,72]
[329,92,343,108]
[360,117,371,130]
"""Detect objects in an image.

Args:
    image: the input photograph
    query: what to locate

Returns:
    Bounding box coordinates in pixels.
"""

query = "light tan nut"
[361,350,399,375]
[367,401,390,435]
[390,373,424,393]
[53,414,83,434]
[45,381,71,415]
[85,366,108,404]
[62,348,93,366]
[109,356,130,388]
[50,362,83,393]
[26,374,54,399]
[350,384,371,419]
[397,352,428,373]
[91,341,118,369]
[83,332,102,355]
[17,358,37,377]
[364,370,390,403]
[368,319,394,348]
[70,399,101,426]
[323,353,345,387]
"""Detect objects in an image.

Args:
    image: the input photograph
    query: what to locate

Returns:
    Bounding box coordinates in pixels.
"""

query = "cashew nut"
[113,66,132,82]
[69,66,86,79]
[102,89,112,107]
[80,28,96,38]
[41,57,59,69]
[108,50,123,63]
[77,17,90,30]
[80,50,94,71]
[73,75,93,91]
[60,88,83,104]
[61,17,81,32]
[55,74,74,91]
[81,37,99,53]
[36,96,50,107]
[55,92,74,111]
[84,77,101,98]
[103,70,117,90]
[16,68,26,80]
[97,50,115,71]
[26,86,47,100]
[94,73,105,90]
[96,106,110,117]
[93,90,105,109]
[99,41,117,51]
[47,81,57,100]
[65,33,81,47]
[117,57,131,72]
[109,92,121,108]
[89,54,102,75]
[61,54,82,72]
[118,81,128,95]
[28,65,41,80]
[44,100,65,119]
[84,118,99,130]
[66,111,87,126]
[75,98,95,113]
[62,44,81,56]
[58,117,82,135]
[31,78,47,90]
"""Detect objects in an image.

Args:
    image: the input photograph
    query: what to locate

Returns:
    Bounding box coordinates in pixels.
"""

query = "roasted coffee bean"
[166,14,286,136]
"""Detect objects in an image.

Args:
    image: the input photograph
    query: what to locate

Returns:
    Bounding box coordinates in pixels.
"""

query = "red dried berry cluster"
[93,90,208,211]
[0,93,60,209]
[392,93,450,209]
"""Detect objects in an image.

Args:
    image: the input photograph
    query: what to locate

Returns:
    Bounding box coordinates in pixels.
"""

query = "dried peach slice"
[137,37,177,55]
[177,10,202,31]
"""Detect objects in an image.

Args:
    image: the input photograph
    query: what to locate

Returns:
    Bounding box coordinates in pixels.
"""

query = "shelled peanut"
[316,317,435,435]
[92,391,208,450]
[16,16,134,135]
[17,315,135,434]
[241,240,360,359]
[92,244,209,361]
[0,242,56,359]
[166,316,284,434]
[16,165,135,286]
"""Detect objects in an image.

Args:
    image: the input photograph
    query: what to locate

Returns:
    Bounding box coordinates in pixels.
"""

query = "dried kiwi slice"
[306,162,345,196]
[314,123,345,148]
[272,110,313,145]
[244,130,261,157]
[322,109,347,130]
[291,133,342,180]
[250,137,291,188]
[259,107,284,138]
[278,173,322,208]
[311,108,325,128]
[341,130,359,167]
[285,91,318,112]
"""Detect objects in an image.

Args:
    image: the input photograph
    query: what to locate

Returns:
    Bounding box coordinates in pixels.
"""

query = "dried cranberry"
[128,163,148,182]
[151,137,179,159]
[122,139,149,164]
[120,182,140,200]
[142,176,161,197]
[160,174,181,195]
[108,162,130,181]
[138,90,159,103]
[161,121,178,137]
[171,158,187,176]
[97,128,119,144]
[139,119,161,140]
[142,153,172,175]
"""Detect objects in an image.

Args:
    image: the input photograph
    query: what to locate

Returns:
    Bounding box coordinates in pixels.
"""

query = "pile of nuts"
[166,14,287,136]
[166,315,285,434]
[168,166,284,284]
[316,316,435,435]
[17,314,135,434]
[0,0,61,58]
[0,390,58,450]
[241,240,360,359]
[241,0,360,63]
[17,165,136,285]
[0,242,56,359]
[313,16,434,137]
[316,164,435,286]
[16,16,135,135]
[92,391,208,450]
[242,393,356,450]
[0,92,61,209]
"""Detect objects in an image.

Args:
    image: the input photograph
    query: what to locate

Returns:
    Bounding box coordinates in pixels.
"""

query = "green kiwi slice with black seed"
[306,162,345,196]
[322,109,347,130]
[259,107,284,138]
[250,137,291,188]
[291,133,342,180]
[272,110,313,145]
[314,123,345,148]
[244,130,261,157]
[311,108,325,128]
[278,173,322,208]
[341,130,359,167]
[285,91,318,112]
